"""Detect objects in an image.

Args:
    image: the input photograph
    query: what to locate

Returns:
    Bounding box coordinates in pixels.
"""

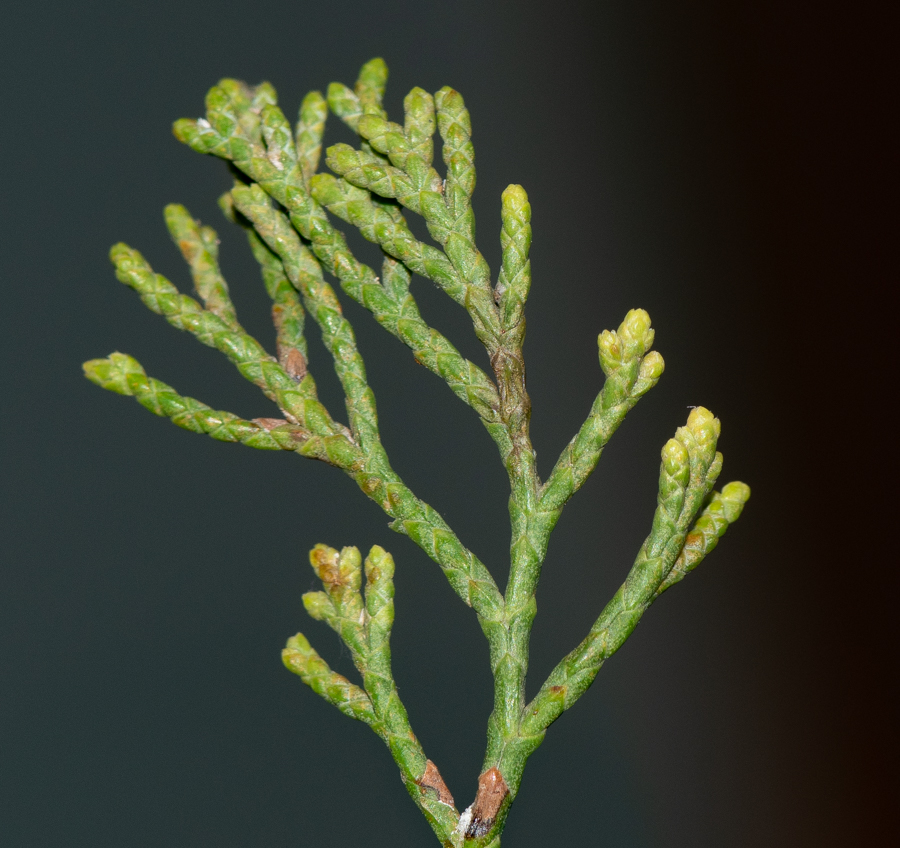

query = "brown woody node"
[465,767,508,838]
[416,759,455,807]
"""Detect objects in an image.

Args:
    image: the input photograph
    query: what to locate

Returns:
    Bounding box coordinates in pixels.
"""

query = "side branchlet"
[283,544,460,840]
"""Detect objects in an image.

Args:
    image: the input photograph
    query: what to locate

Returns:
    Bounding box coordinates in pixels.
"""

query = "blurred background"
[2,1,895,845]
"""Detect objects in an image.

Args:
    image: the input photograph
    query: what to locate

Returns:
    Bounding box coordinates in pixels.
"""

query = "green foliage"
[84,57,749,846]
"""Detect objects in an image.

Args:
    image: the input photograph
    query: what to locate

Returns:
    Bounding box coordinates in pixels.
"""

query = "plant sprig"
[85,57,749,847]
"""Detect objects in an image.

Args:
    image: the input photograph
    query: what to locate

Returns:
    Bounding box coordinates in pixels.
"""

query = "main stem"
[478,333,551,823]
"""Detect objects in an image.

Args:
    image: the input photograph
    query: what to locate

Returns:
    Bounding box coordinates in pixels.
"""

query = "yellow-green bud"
[337,546,363,592]
[284,632,312,655]
[302,591,332,622]
[722,481,750,502]
[501,184,530,216]
[662,438,690,479]
[597,329,622,373]
[632,351,665,395]
[720,481,751,522]
[83,352,143,397]
[172,118,211,152]
[364,545,395,583]
[404,87,433,116]
[686,406,721,446]
[639,351,664,381]
[618,308,654,357]
[599,310,656,374]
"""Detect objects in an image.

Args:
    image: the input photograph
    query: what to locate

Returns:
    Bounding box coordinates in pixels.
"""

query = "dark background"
[2,1,895,846]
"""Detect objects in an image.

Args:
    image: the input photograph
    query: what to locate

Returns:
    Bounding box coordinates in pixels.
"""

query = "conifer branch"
[86,58,750,847]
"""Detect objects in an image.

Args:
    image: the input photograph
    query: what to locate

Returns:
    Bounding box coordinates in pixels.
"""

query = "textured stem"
[294,90,328,186]
[82,353,332,456]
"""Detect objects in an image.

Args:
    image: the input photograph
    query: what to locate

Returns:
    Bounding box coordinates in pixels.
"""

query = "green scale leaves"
[85,57,750,847]
[284,544,461,842]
